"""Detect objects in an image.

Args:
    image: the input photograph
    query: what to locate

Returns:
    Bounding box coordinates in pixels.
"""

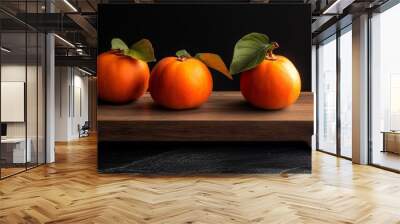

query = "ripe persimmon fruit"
[150,50,231,110]
[97,38,155,104]
[230,33,301,109]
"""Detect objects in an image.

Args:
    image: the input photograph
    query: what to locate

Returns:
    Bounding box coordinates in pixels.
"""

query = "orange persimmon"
[97,51,150,104]
[97,38,155,104]
[149,50,230,110]
[150,56,212,110]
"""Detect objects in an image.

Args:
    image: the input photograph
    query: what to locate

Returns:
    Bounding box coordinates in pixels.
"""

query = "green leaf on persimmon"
[128,39,156,62]
[176,49,192,58]
[229,32,271,75]
[111,38,156,62]
[111,38,129,51]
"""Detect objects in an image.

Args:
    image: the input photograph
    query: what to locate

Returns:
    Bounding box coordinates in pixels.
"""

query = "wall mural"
[97,3,313,174]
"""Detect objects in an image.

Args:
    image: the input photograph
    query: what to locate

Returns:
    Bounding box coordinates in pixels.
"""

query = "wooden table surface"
[98,91,314,142]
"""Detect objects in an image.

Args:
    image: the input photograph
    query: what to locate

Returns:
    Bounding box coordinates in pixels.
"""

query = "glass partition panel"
[317,36,337,154]
[1,31,27,177]
[0,1,46,179]
[27,30,38,169]
[371,4,400,171]
[38,32,45,165]
[339,28,352,158]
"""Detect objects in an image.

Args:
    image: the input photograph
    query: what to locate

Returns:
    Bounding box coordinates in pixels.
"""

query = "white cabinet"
[1,138,32,163]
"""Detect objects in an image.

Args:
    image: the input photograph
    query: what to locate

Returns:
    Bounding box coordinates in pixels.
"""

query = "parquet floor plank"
[1,135,400,223]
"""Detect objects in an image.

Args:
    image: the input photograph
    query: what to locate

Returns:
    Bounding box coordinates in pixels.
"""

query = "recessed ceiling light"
[54,34,75,48]
[322,0,354,15]
[63,0,78,12]
[77,67,93,76]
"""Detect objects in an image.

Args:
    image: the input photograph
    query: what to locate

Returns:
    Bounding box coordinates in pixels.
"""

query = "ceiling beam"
[322,0,355,14]
[55,55,96,70]
[67,13,97,47]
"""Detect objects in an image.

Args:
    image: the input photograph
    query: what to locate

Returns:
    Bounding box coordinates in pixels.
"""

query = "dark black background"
[98,4,311,91]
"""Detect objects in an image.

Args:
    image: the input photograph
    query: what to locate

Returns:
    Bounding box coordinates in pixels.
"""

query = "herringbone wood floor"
[1,135,400,224]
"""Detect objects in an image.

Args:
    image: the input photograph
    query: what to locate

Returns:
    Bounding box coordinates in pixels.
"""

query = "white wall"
[78,72,89,138]
[1,65,39,138]
[55,66,70,141]
[1,64,46,164]
[55,67,89,141]
[1,65,26,140]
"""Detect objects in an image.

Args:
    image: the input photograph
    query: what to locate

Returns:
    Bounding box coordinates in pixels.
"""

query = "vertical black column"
[24,0,28,171]
[315,44,320,151]
[336,28,341,157]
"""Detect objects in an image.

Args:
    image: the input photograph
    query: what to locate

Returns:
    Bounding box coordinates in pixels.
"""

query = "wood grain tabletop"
[98,92,314,142]
[98,91,313,122]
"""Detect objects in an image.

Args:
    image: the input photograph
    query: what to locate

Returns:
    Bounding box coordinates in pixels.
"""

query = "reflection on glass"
[1,32,27,177]
[0,1,46,179]
[340,29,352,158]
[38,33,46,165]
[318,37,337,154]
[371,3,400,171]
[27,31,38,169]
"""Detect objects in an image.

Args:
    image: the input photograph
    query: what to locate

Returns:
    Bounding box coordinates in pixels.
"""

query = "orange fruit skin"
[240,55,301,110]
[97,51,150,104]
[149,57,213,110]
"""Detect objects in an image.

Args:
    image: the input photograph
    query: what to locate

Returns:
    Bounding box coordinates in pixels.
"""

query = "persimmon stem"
[176,49,191,61]
[177,56,189,62]
[266,42,279,60]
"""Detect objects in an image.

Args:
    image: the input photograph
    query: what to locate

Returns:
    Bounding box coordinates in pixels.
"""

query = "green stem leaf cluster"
[229,32,276,75]
[111,38,156,62]
[110,32,276,79]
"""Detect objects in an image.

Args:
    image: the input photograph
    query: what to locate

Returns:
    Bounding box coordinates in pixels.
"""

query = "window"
[317,36,337,154]
[370,3,400,171]
[339,28,352,158]
[316,25,353,158]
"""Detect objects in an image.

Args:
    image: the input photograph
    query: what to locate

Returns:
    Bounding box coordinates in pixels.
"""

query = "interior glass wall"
[0,1,46,179]
[27,30,38,169]
[370,3,400,171]
[317,35,337,154]
[38,32,45,165]
[317,25,353,159]
[1,31,28,177]
[339,27,352,158]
